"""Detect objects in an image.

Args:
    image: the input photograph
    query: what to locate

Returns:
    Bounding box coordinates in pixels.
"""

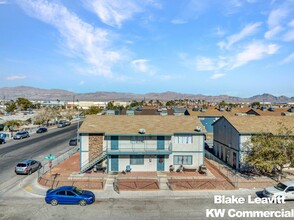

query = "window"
[174,135,193,144]
[67,191,76,196]
[130,155,144,165]
[57,191,66,196]
[174,155,192,165]
[286,187,294,192]
[131,136,144,143]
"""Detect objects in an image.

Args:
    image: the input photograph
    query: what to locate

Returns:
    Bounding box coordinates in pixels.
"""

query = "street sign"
[45,154,56,160]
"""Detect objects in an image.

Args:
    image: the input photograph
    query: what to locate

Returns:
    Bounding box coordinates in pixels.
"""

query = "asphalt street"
[1,189,294,220]
[0,124,77,191]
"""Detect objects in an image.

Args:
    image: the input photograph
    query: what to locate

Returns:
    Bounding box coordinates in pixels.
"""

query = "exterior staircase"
[157,172,170,190]
[80,152,107,174]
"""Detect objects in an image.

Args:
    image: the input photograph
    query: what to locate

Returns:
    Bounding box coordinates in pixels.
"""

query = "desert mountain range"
[0,86,293,103]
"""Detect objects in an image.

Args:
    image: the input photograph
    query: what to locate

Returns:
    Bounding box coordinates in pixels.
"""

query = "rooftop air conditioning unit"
[138,128,146,134]
[195,126,202,132]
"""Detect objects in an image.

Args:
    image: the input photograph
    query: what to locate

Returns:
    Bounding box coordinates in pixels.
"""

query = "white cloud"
[210,73,225,79]
[171,19,187,25]
[6,75,26,80]
[264,25,283,39]
[195,57,215,71]
[232,42,280,69]
[215,27,225,36]
[289,20,294,27]
[131,59,156,75]
[0,0,7,4]
[79,80,85,85]
[281,53,294,64]
[283,29,294,41]
[84,0,141,28]
[180,53,230,73]
[229,0,242,7]
[17,0,122,78]
[219,22,262,49]
[267,8,289,27]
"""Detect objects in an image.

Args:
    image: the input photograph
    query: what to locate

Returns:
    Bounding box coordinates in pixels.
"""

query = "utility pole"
[76,99,80,144]
[72,95,75,109]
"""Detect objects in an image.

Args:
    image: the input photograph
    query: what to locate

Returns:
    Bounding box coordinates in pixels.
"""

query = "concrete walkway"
[20,172,260,200]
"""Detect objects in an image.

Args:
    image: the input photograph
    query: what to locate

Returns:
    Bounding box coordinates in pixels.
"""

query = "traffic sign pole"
[50,160,52,189]
[45,154,55,188]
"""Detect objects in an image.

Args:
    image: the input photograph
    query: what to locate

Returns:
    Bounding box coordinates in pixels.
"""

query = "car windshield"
[17,163,27,167]
[274,183,287,191]
[73,187,83,195]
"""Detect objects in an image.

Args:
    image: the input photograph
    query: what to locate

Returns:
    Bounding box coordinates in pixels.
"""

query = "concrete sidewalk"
[20,172,260,200]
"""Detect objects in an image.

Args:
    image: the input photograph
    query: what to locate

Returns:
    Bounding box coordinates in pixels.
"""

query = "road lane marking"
[24,185,32,191]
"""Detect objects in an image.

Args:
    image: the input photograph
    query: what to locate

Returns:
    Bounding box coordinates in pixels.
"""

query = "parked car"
[263,181,294,200]
[36,127,48,133]
[13,131,30,140]
[64,121,71,126]
[57,120,70,127]
[15,159,42,175]
[57,122,66,128]
[69,138,79,146]
[45,186,95,206]
[0,138,6,144]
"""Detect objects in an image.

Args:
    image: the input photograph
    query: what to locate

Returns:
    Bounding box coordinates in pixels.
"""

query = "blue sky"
[1,0,294,97]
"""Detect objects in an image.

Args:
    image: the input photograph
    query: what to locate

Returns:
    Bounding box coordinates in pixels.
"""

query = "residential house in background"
[78,115,206,173]
[41,100,65,108]
[212,116,294,170]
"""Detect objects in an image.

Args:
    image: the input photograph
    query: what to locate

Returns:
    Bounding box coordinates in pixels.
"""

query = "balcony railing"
[106,142,172,155]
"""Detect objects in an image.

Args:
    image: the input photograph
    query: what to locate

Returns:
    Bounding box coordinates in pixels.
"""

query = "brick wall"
[88,134,104,162]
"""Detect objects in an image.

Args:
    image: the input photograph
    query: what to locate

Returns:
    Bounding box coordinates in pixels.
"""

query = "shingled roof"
[79,115,206,135]
[224,116,294,134]
[188,107,250,117]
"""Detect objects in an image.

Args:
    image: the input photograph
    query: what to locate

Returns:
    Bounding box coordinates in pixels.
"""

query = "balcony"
[106,141,172,155]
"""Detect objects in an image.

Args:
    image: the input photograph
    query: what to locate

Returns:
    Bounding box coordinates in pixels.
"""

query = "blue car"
[45,186,95,206]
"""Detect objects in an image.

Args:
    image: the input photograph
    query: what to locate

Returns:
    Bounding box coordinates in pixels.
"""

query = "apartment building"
[78,115,206,173]
[212,116,294,170]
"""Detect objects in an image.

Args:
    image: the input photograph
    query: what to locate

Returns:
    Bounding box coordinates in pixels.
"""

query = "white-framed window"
[131,136,144,143]
[130,155,144,165]
[174,135,193,144]
[174,155,192,165]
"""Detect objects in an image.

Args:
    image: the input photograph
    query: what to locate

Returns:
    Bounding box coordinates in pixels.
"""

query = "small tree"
[219,100,227,106]
[16,98,33,110]
[34,107,59,125]
[166,100,175,107]
[244,123,294,180]
[251,102,260,108]
[5,120,21,131]
[106,101,115,110]
[85,106,102,115]
[5,101,17,113]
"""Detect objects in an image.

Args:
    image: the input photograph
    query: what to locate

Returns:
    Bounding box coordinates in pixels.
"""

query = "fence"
[204,150,278,189]
[168,179,234,190]
[38,146,79,178]
[115,176,159,191]
[38,175,106,190]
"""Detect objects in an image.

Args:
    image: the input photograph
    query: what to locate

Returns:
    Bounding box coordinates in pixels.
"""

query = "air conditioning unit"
[138,128,146,134]
[195,126,202,132]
